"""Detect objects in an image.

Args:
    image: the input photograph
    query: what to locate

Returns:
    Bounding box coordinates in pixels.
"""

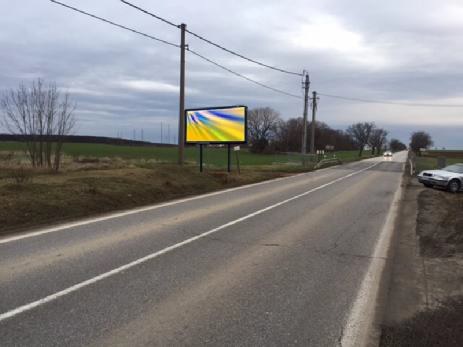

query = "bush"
[11,167,32,184]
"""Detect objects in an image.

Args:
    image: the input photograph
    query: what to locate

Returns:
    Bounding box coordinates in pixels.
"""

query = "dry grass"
[0,156,295,235]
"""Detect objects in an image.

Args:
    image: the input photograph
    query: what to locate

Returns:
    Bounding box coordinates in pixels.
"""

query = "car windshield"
[443,165,463,173]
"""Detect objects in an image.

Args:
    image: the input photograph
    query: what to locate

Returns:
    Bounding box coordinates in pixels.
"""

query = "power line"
[50,0,301,99]
[49,0,179,48]
[187,48,302,99]
[318,93,463,108]
[185,30,303,77]
[120,0,303,77]
[120,0,178,28]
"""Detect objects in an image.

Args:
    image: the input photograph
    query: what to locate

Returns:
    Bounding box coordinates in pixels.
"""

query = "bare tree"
[0,79,76,171]
[346,122,375,157]
[247,107,280,153]
[369,128,388,155]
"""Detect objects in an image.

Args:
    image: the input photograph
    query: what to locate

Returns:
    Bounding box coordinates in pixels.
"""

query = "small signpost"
[234,145,241,174]
[185,105,247,173]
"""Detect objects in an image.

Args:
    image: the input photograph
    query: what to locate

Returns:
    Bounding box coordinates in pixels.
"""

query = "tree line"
[1,79,435,172]
[247,107,405,156]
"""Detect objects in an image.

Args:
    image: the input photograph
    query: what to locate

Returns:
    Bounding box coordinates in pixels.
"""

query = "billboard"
[185,105,247,144]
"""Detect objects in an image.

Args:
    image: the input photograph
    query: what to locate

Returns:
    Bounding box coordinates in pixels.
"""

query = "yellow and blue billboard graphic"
[185,106,247,143]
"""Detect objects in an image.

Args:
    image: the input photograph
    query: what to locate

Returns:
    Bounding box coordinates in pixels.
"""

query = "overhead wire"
[49,0,179,48]
[52,0,459,107]
[187,48,302,99]
[120,0,178,28]
[119,0,303,76]
[50,0,302,99]
[318,93,463,108]
[184,30,303,77]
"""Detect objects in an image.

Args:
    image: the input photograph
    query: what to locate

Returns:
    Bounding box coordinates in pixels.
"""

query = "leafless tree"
[0,79,76,171]
[369,128,388,155]
[346,122,375,157]
[247,107,280,152]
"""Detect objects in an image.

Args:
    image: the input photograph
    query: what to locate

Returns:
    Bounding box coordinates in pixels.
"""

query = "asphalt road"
[0,152,406,346]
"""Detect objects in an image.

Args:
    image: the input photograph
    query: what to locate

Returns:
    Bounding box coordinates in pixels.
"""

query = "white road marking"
[0,162,380,322]
[0,171,312,245]
[341,164,404,347]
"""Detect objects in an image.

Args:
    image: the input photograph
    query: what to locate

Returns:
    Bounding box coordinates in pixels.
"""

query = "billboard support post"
[227,144,231,173]
[235,150,241,174]
[199,144,204,172]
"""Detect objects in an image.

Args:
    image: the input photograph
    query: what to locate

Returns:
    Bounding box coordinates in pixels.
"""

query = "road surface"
[0,152,406,346]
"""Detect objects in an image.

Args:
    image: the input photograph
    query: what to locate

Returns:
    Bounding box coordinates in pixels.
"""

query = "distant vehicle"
[383,151,392,157]
[417,163,463,193]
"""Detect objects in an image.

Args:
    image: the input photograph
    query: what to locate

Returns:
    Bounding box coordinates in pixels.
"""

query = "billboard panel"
[185,105,247,144]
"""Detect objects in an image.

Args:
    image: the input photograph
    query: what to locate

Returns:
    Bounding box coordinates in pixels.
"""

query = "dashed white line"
[0,161,380,322]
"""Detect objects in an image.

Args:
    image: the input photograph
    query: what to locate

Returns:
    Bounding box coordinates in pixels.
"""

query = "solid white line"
[340,165,404,347]
[0,171,311,245]
[0,162,380,322]
[0,157,378,245]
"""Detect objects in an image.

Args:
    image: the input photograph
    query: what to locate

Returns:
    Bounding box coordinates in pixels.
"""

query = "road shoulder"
[380,172,463,345]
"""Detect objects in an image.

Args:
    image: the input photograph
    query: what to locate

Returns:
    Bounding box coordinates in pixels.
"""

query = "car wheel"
[447,179,461,193]
[423,183,434,188]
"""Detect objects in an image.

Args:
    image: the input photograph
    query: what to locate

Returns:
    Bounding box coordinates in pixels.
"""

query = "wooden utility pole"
[310,91,318,154]
[178,23,186,165]
[301,72,310,154]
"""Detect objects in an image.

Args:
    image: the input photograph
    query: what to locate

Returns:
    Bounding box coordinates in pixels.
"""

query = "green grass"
[415,156,463,172]
[0,141,377,234]
[0,141,373,167]
[423,150,463,159]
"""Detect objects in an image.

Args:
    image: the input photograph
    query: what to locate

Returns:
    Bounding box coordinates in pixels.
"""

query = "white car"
[417,163,463,193]
[383,151,392,157]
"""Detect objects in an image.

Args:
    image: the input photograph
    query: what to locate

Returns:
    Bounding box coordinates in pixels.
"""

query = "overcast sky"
[1,0,462,147]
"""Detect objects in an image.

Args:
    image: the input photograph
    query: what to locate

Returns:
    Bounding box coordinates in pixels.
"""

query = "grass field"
[0,141,377,234]
[416,151,463,173]
[422,149,463,159]
[0,141,374,167]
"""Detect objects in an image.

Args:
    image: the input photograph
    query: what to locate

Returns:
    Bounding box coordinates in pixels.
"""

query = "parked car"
[383,151,393,157]
[417,163,463,193]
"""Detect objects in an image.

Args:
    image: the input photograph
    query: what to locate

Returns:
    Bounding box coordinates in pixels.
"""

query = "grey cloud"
[0,0,462,146]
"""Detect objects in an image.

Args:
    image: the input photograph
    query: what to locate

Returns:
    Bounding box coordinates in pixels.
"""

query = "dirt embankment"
[417,188,463,257]
[0,164,288,236]
[380,176,463,346]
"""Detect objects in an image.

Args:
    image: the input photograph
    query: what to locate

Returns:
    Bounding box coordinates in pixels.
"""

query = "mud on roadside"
[380,175,463,346]
[417,188,463,258]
